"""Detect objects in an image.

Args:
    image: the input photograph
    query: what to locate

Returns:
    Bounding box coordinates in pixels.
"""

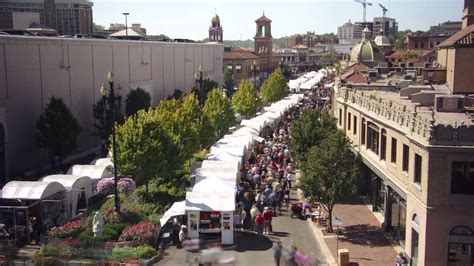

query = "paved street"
[157,188,330,266]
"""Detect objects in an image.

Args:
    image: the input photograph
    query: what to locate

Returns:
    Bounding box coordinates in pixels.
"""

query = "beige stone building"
[0,36,223,184]
[332,2,474,265]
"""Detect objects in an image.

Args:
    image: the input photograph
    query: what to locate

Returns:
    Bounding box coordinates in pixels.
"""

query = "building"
[373,17,398,36]
[0,0,93,35]
[337,20,363,44]
[277,45,336,72]
[348,28,386,68]
[208,14,223,43]
[407,35,451,50]
[374,29,393,55]
[355,21,374,33]
[463,0,474,28]
[429,21,462,36]
[0,36,224,185]
[284,31,330,48]
[223,47,259,84]
[332,2,474,265]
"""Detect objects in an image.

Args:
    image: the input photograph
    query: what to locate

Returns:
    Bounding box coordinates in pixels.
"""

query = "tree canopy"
[36,96,81,165]
[298,130,359,232]
[203,87,235,139]
[259,68,289,105]
[223,68,235,97]
[92,98,123,145]
[125,87,151,117]
[231,80,261,118]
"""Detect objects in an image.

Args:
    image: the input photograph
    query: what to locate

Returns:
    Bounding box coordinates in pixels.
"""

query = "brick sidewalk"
[322,200,398,266]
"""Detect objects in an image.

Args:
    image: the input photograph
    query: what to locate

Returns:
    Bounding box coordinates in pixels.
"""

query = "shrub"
[48,218,87,239]
[79,225,119,246]
[111,245,156,261]
[119,221,159,245]
[97,178,115,195]
[117,176,136,195]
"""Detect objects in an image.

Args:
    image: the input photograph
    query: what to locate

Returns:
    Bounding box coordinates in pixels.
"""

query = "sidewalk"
[295,171,399,266]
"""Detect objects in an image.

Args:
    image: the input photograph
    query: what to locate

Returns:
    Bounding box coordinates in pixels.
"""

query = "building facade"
[0,0,93,35]
[373,17,398,36]
[0,36,224,184]
[337,20,363,44]
[429,21,462,36]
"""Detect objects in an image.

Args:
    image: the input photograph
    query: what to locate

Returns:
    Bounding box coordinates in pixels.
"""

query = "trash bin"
[338,249,350,266]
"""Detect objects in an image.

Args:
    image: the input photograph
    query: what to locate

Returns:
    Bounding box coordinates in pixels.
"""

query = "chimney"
[463,0,474,28]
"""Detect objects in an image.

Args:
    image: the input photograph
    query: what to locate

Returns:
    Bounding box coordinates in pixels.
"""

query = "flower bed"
[119,221,159,245]
[117,176,136,195]
[48,218,87,239]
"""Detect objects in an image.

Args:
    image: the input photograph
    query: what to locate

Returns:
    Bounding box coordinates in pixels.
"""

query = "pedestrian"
[272,241,283,266]
[286,171,293,190]
[255,213,265,237]
[395,252,409,266]
[263,207,272,234]
[250,204,260,231]
[285,241,297,266]
[284,187,291,207]
[178,225,187,249]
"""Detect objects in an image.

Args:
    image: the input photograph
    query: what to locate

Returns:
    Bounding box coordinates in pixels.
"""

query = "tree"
[280,64,292,80]
[93,23,106,32]
[289,109,336,161]
[125,87,151,117]
[231,80,261,118]
[259,68,289,105]
[92,98,123,151]
[203,87,235,139]
[223,68,235,97]
[192,78,220,106]
[167,89,184,100]
[36,96,81,167]
[298,131,359,233]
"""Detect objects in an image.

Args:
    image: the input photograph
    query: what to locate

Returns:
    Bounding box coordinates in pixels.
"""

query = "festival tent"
[193,177,235,193]
[159,200,186,227]
[67,164,114,193]
[201,160,240,173]
[90,158,113,166]
[206,150,242,166]
[1,181,65,200]
[231,126,259,137]
[40,175,92,218]
[194,168,239,182]
[210,146,246,158]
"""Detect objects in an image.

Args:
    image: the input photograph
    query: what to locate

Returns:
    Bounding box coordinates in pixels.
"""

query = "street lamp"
[123,12,130,38]
[251,60,258,90]
[194,65,205,105]
[99,71,122,213]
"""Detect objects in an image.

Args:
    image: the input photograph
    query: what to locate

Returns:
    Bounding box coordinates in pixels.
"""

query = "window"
[361,118,366,145]
[380,129,387,161]
[414,154,422,184]
[353,116,357,135]
[226,64,233,70]
[451,161,474,195]
[367,122,379,155]
[391,138,397,163]
[412,229,419,266]
[235,64,242,73]
[450,225,473,236]
[402,145,409,172]
[448,243,473,266]
[339,109,342,126]
[347,112,351,131]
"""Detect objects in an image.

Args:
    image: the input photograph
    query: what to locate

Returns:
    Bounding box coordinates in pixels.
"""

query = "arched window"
[412,214,420,225]
[449,225,473,236]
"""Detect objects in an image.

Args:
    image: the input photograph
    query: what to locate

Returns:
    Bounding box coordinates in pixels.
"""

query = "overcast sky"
[93,0,464,40]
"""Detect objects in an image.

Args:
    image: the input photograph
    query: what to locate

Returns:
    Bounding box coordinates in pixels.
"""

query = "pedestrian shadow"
[339,224,393,247]
[270,231,290,237]
[235,231,273,252]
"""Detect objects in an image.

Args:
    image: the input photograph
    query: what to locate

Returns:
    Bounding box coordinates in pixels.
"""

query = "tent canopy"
[185,191,235,212]
[1,181,65,200]
[160,200,186,227]
[195,168,238,181]
[67,165,113,180]
[200,160,240,173]
[40,175,92,192]
[90,158,113,166]
[193,177,235,193]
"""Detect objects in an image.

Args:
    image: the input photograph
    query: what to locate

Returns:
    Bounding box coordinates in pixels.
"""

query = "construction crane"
[354,0,373,23]
[379,3,388,35]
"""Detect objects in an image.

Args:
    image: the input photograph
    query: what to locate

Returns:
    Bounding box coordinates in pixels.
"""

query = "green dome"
[349,40,385,63]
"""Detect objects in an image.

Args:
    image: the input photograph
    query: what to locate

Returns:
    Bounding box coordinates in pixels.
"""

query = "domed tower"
[254,13,273,57]
[349,28,386,67]
[374,28,393,55]
[209,14,223,43]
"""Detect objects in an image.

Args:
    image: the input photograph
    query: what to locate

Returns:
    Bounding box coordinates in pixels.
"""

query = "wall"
[0,36,224,179]
[453,48,474,94]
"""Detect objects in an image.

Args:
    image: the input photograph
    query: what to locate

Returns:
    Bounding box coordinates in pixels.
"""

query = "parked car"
[0,32,8,35]
[0,29,35,36]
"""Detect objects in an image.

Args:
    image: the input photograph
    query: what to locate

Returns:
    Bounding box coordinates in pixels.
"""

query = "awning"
[193,177,235,193]
[185,191,235,212]
[40,175,92,194]
[160,200,186,227]
[90,158,113,166]
[1,181,66,200]
[67,165,113,181]
[201,160,240,173]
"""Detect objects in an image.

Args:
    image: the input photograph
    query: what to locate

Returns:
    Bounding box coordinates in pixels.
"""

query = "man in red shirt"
[255,213,265,237]
[263,207,273,234]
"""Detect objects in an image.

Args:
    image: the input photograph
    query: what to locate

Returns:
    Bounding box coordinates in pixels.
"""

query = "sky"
[92,0,464,40]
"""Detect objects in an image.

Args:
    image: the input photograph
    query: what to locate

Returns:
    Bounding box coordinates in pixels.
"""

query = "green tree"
[203,87,235,139]
[259,68,289,105]
[180,93,215,149]
[231,80,260,118]
[289,109,336,161]
[92,98,123,149]
[36,96,81,167]
[280,64,292,80]
[223,68,235,97]
[114,108,178,192]
[193,78,220,106]
[92,23,106,32]
[125,87,151,117]
[298,131,359,233]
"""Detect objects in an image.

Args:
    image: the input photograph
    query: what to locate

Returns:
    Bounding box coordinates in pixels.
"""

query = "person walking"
[250,204,260,231]
[395,252,409,266]
[255,213,265,237]
[272,241,283,266]
[263,207,273,234]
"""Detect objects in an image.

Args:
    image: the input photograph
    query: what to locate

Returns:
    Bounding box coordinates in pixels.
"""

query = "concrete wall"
[453,48,474,94]
[0,36,224,178]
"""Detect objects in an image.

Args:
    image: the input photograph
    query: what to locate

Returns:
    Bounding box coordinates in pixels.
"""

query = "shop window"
[199,212,221,231]
[367,122,379,155]
[380,129,387,161]
[361,118,366,145]
[235,64,242,74]
[451,161,474,195]
[353,116,357,135]
[402,144,409,172]
[347,112,351,131]
[412,229,419,266]
[391,138,397,163]
[226,64,233,70]
[414,154,422,184]
[448,243,473,266]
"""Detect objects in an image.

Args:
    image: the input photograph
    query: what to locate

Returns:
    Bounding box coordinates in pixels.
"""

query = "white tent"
[194,168,238,182]
[200,160,240,173]
[193,177,235,193]
[90,158,113,166]
[185,191,235,212]
[40,175,92,218]
[1,181,65,200]
[231,127,259,137]
[160,200,186,227]
[210,146,246,158]
[67,165,113,181]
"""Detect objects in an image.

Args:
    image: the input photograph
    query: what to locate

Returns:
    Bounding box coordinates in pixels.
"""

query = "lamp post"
[123,12,130,38]
[251,60,258,90]
[99,71,122,213]
[194,65,205,105]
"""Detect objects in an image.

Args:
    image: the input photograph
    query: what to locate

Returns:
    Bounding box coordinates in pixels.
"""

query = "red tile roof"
[292,44,308,49]
[224,47,259,60]
[438,24,474,47]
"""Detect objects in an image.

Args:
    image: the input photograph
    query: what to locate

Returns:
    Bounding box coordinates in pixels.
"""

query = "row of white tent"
[288,69,328,91]
[159,94,305,228]
[0,156,114,218]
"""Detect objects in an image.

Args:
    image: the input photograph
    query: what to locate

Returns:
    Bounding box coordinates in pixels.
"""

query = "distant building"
[407,35,450,50]
[373,17,398,36]
[285,31,337,48]
[208,14,223,43]
[429,21,462,36]
[0,0,93,35]
[355,21,374,33]
[348,28,386,68]
[337,20,363,44]
[277,44,335,73]
[107,23,146,35]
